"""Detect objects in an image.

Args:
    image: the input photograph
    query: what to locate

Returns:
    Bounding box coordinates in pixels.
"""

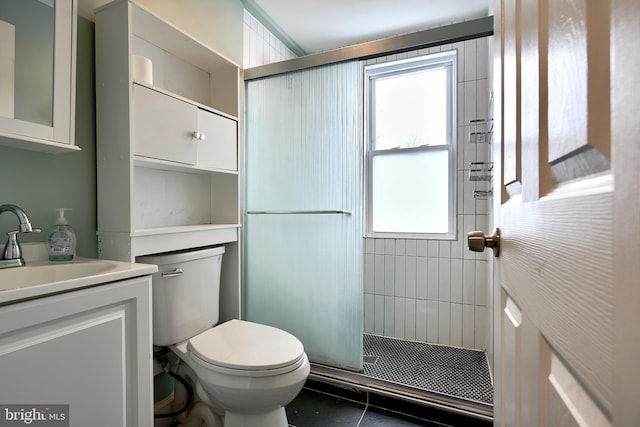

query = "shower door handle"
[468,228,501,257]
[247,210,352,215]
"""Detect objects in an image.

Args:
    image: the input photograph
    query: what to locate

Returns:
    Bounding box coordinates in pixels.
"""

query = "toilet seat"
[187,319,306,377]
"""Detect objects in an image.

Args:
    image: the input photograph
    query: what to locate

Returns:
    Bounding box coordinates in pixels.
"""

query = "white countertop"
[0,244,157,305]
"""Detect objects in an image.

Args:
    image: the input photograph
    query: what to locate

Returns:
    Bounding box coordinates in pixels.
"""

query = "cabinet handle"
[161,268,184,278]
[192,131,206,141]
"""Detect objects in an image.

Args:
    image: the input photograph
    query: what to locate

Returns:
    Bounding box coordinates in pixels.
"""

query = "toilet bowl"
[172,319,310,427]
[138,247,310,427]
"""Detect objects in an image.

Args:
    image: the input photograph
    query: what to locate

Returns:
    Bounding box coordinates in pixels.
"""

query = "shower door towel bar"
[247,210,352,215]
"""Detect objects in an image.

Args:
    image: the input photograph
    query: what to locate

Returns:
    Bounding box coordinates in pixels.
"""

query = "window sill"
[364,231,457,241]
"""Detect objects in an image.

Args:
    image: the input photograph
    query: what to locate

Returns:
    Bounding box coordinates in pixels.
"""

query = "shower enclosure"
[242,23,494,419]
[244,61,364,371]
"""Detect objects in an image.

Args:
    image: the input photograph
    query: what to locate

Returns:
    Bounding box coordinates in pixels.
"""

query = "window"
[365,51,457,239]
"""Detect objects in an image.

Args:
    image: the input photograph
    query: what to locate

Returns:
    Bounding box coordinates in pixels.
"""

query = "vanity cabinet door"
[196,108,238,172]
[133,84,197,165]
[0,276,153,427]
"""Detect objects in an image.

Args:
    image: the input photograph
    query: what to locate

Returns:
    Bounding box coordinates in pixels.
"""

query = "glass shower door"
[244,61,363,371]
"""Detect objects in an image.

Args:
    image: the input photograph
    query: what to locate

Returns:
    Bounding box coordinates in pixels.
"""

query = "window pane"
[373,67,448,150]
[372,149,449,233]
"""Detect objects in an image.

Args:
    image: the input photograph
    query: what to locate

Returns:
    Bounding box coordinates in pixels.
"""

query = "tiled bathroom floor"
[287,388,440,426]
[285,335,493,426]
[286,386,491,427]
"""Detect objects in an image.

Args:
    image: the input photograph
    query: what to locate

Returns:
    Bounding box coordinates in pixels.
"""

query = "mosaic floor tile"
[362,334,493,405]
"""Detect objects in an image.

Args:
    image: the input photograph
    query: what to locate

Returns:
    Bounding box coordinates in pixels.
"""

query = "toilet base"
[223,407,288,427]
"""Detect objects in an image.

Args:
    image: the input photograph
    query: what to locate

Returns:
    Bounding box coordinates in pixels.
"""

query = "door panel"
[547,0,611,183]
[491,0,635,424]
[612,1,640,425]
[547,0,589,163]
[501,295,521,426]
[502,0,520,189]
[500,187,614,409]
[547,354,611,427]
[500,293,548,427]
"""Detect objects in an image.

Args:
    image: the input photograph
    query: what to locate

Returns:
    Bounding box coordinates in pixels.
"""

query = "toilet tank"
[138,246,225,346]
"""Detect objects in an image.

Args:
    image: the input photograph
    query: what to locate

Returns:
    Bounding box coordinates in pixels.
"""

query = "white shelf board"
[133,155,239,176]
[0,132,81,154]
[129,1,240,73]
[131,224,240,256]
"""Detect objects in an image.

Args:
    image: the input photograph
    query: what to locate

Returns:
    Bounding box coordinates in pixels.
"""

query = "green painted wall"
[0,17,98,258]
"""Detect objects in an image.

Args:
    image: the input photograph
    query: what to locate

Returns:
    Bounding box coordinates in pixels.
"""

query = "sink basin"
[0,257,158,305]
[0,260,118,290]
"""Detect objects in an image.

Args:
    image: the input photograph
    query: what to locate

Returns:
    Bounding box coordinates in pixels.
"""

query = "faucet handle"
[2,228,40,261]
[3,231,22,260]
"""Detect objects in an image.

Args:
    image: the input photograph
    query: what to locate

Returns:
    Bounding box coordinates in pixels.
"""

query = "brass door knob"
[468,228,501,257]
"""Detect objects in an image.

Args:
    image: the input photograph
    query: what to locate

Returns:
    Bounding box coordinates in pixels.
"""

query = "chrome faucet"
[0,204,41,269]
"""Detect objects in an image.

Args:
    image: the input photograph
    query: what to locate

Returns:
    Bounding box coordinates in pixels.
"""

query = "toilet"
[138,246,310,427]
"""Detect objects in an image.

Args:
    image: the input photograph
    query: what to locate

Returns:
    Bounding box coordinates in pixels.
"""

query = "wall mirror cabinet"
[0,0,78,153]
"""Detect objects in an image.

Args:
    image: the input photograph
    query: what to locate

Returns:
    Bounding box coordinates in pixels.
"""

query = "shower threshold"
[308,334,493,422]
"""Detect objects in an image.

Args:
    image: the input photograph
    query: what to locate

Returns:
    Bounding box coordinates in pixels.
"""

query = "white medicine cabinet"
[0,0,78,153]
[95,0,242,321]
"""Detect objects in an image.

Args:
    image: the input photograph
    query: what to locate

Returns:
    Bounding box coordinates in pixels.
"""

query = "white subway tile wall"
[243,11,297,68]
[243,13,493,350]
[363,36,493,351]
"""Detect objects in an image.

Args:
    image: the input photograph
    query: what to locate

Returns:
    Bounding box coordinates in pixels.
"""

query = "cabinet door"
[0,277,153,427]
[0,0,77,152]
[133,84,197,165]
[196,108,238,171]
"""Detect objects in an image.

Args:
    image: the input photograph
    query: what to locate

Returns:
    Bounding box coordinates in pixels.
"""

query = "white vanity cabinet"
[95,0,241,321]
[0,276,153,426]
[0,0,79,153]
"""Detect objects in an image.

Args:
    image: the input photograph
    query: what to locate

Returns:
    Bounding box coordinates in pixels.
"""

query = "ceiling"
[78,0,492,55]
[247,0,492,54]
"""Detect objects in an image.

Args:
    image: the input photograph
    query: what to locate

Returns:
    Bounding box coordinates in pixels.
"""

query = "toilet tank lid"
[137,246,225,265]
[187,319,305,371]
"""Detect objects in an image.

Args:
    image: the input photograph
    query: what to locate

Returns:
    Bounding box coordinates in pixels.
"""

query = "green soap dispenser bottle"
[48,208,76,261]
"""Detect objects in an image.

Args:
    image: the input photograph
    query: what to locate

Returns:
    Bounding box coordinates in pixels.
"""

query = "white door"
[487,0,640,426]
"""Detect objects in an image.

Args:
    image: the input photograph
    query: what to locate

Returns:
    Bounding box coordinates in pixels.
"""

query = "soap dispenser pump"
[47,208,76,261]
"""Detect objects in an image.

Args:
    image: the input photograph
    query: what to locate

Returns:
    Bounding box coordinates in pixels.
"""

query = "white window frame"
[364,50,457,240]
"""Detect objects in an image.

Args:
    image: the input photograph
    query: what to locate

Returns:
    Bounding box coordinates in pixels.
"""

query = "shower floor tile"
[362,334,493,405]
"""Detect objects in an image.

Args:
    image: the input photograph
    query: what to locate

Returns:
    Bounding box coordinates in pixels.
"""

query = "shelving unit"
[95,0,242,320]
[468,117,493,200]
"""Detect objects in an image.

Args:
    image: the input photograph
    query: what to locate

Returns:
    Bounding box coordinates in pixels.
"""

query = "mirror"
[0,0,55,127]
